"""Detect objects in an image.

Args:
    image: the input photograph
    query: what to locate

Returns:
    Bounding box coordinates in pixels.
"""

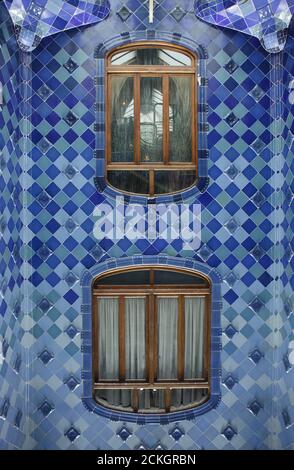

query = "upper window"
[92,267,210,414]
[106,43,198,196]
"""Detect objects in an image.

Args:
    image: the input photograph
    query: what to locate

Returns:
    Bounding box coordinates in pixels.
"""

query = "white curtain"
[98,297,125,406]
[182,297,205,406]
[98,297,119,380]
[96,295,206,410]
[125,297,146,380]
[157,297,178,380]
[184,297,205,379]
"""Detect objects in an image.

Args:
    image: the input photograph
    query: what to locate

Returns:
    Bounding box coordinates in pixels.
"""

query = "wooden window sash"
[107,66,195,74]
[131,389,139,412]
[106,41,196,68]
[107,72,195,167]
[93,288,211,296]
[106,163,195,169]
[94,382,209,389]
[93,272,210,412]
[93,267,210,283]
[106,69,197,196]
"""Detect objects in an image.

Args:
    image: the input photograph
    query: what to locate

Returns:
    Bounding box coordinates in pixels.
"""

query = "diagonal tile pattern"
[3,0,110,51]
[0,0,293,451]
[194,0,294,53]
[0,6,26,449]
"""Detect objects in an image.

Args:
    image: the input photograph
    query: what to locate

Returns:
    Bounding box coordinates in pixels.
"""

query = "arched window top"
[108,42,195,67]
[93,266,210,288]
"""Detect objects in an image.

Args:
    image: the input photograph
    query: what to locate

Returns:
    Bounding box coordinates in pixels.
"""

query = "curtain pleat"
[157,297,178,380]
[184,297,205,379]
[98,297,122,405]
[96,294,207,411]
[125,297,146,380]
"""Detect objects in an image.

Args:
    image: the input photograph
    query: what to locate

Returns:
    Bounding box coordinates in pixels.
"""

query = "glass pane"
[138,389,165,412]
[111,48,192,66]
[184,297,205,379]
[96,270,150,286]
[171,388,208,409]
[169,76,192,162]
[153,270,208,286]
[125,298,146,380]
[95,389,132,410]
[111,76,134,162]
[140,77,163,162]
[155,170,195,194]
[157,297,178,380]
[108,170,149,194]
[98,298,119,380]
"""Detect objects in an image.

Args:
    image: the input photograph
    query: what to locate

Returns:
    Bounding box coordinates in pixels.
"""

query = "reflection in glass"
[154,170,195,194]
[108,170,149,194]
[171,389,208,409]
[111,76,134,162]
[111,48,192,66]
[140,77,163,162]
[95,389,132,409]
[169,76,192,162]
[138,389,165,411]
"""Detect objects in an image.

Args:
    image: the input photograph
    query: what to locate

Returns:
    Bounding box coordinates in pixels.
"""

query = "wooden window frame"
[105,42,198,197]
[92,267,211,413]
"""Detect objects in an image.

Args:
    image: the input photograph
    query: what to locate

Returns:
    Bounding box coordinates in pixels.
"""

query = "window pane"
[111,49,192,66]
[157,297,178,380]
[140,77,163,162]
[97,270,150,286]
[154,270,208,286]
[171,389,208,409]
[108,170,149,194]
[98,298,119,380]
[95,389,132,410]
[125,297,146,380]
[184,297,205,379]
[154,170,195,194]
[138,389,165,412]
[169,76,192,162]
[111,76,134,162]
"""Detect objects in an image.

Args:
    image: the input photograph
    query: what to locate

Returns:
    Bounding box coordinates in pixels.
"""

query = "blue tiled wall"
[0,6,26,449]
[0,0,293,449]
[276,25,294,449]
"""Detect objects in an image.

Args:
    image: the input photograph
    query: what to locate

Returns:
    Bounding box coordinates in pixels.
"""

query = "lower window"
[92,268,210,413]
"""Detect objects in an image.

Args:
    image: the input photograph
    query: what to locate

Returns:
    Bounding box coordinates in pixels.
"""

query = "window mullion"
[149,170,155,196]
[119,295,126,381]
[131,389,139,412]
[164,388,171,413]
[134,74,141,164]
